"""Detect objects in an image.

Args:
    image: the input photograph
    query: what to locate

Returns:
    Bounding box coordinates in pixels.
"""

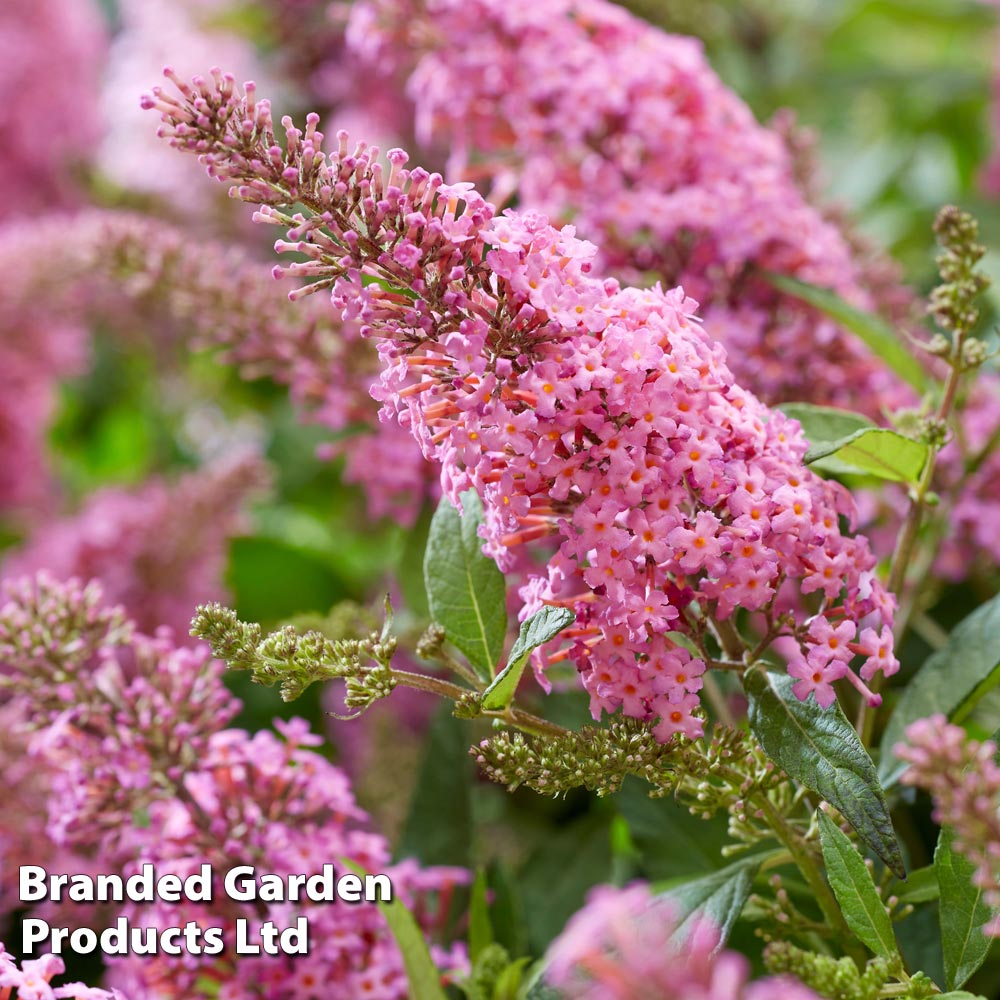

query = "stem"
[858,330,969,744]
[702,673,736,727]
[390,669,471,701]
[438,649,483,687]
[713,617,746,662]
[499,706,572,739]
[390,669,571,738]
[754,797,867,966]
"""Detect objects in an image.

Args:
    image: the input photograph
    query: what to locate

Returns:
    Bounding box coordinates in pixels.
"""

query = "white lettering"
[19,866,48,903]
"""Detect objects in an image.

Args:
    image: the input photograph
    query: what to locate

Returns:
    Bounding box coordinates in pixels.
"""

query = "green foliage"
[778,401,929,484]
[615,781,733,881]
[805,428,929,483]
[655,856,762,949]
[743,669,904,877]
[424,491,508,681]
[482,607,575,711]
[398,706,475,869]
[779,402,876,445]
[887,865,939,906]
[817,810,899,961]
[469,871,494,963]
[880,593,1000,785]
[936,826,996,990]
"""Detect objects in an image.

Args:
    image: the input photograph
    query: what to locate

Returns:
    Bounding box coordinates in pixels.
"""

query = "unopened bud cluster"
[191,601,396,703]
[763,942,901,1000]
[473,722,786,820]
[928,206,989,339]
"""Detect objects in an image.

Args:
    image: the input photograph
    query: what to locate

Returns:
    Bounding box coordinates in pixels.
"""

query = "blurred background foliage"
[13,0,1000,986]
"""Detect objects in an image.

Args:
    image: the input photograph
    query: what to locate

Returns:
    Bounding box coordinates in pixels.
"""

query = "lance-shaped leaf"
[762,272,930,392]
[482,606,575,711]
[424,490,507,682]
[880,593,1000,786]
[468,870,494,963]
[655,855,763,950]
[937,826,997,991]
[779,402,876,447]
[744,669,904,878]
[817,810,899,960]
[804,428,928,483]
[342,860,448,1000]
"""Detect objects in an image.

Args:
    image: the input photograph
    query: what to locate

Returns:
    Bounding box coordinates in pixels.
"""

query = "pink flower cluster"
[896,715,1000,936]
[0,0,106,219]
[0,209,432,526]
[347,0,909,416]
[0,945,119,1000]
[544,883,820,1000]
[3,455,266,637]
[346,0,1000,579]
[0,574,467,999]
[0,707,114,929]
[146,74,898,735]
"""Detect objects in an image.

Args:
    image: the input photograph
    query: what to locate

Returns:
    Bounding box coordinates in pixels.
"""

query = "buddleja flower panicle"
[473,721,785,817]
[148,70,900,740]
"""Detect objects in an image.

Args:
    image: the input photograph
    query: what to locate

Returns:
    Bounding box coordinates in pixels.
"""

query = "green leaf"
[342,860,448,1000]
[616,779,733,881]
[817,810,899,960]
[888,864,939,905]
[398,706,474,868]
[937,825,996,990]
[744,669,904,878]
[469,870,494,963]
[654,856,762,949]
[761,272,930,392]
[493,957,532,1000]
[880,593,1000,786]
[804,428,929,484]
[424,491,508,682]
[779,402,876,448]
[482,606,575,711]
[520,815,613,953]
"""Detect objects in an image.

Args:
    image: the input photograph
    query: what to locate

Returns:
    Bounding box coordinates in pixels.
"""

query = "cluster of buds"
[928,207,990,340]
[763,942,929,1000]
[191,598,400,703]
